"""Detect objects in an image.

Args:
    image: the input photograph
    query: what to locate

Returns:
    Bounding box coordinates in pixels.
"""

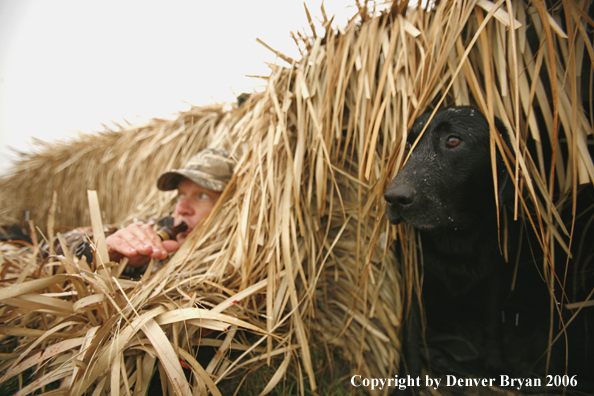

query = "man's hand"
[106,223,180,267]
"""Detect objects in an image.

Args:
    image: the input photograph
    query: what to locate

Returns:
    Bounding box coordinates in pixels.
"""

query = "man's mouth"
[178,227,193,240]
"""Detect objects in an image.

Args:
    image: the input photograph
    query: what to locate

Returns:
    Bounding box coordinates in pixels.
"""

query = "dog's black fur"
[384,106,593,394]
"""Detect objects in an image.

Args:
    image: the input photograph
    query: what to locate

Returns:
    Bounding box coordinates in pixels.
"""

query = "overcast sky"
[0,0,363,175]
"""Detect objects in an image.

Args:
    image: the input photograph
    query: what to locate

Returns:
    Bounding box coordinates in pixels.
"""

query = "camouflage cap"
[157,148,234,192]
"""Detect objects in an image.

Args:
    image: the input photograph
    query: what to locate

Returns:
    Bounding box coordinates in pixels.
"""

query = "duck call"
[156,222,188,241]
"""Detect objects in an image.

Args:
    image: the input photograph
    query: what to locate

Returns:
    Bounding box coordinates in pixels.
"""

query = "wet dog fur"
[384,106,593,394]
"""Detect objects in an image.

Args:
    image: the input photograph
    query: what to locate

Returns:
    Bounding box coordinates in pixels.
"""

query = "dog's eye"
[404,142,411,151]
[446,136,461,148]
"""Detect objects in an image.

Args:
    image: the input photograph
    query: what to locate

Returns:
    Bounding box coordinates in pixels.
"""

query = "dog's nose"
[384,183,417,207]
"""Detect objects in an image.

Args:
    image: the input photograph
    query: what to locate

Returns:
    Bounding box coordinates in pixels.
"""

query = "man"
[105,147,234,268]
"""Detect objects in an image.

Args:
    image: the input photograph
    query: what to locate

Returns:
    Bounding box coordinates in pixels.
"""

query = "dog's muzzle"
[384,182,417,225]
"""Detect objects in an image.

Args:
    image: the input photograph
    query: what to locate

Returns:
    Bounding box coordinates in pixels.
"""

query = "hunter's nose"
[384,183,417,207]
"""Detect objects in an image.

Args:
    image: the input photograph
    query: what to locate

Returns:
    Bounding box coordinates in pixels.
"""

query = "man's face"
[173,178,222,244]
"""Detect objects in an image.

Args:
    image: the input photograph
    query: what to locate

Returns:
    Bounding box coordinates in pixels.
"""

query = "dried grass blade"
[73,294,106,313]
[136,353,157,396]
[0,326,76,339]
[5,320,80,377]
[141,318,191,396]
[155,308,264,334]
[211,273,285,314]
[87,190,110,274]
[477,0,523,29]
[0,275,70,300]
[71,325,100,386]
[110,351,121,396]
[178,348,222,396]
[14,367,72,396]
[258,351,291,396]
[4,293,74,314]
[0,337,84,384]
[71,306,166,396]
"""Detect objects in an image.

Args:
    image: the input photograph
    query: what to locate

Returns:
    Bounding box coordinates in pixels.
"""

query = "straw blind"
[1,1,592,394]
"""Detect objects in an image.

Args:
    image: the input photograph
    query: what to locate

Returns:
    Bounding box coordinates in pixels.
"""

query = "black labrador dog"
[384,106,593,393]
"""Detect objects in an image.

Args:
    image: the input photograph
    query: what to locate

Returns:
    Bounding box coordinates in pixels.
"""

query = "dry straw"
[1,0,592,395]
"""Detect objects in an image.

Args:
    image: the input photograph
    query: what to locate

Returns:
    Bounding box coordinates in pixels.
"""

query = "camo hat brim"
[157,148,234,192]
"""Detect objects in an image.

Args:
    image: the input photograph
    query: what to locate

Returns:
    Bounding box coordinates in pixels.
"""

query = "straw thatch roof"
[1,1,593,395]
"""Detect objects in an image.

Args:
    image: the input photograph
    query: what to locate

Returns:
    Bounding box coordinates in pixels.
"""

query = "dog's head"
[384,106,511,231]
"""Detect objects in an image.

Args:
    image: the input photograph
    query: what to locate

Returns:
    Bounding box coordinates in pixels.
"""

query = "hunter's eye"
[446,136,461,148]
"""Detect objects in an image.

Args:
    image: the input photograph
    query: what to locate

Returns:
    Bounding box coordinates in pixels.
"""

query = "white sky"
[0,0,364,176]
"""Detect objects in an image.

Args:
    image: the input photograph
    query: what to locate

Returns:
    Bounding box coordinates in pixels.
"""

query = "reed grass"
[0,1,592,395]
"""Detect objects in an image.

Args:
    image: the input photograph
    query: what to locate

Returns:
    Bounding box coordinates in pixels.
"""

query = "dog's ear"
[494,117,515,205]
